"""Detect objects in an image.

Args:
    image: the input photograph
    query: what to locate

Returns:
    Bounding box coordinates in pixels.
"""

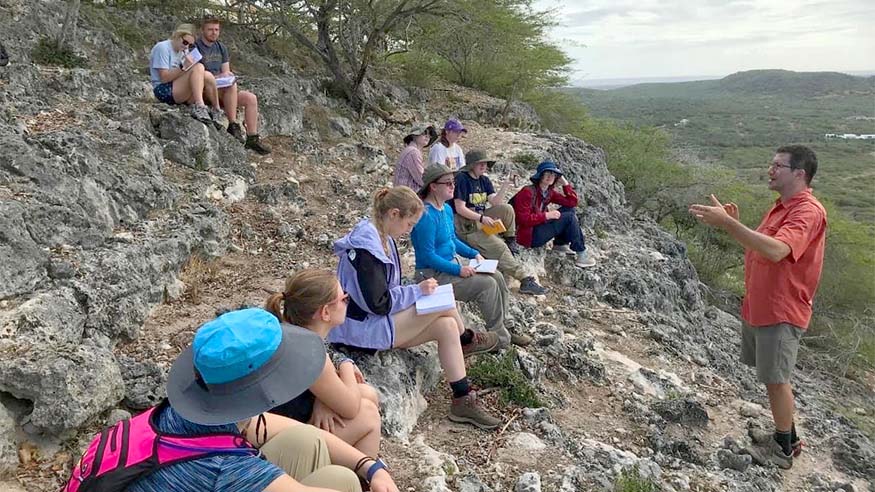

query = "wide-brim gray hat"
[167,323,326,425]
[418,163,457,198]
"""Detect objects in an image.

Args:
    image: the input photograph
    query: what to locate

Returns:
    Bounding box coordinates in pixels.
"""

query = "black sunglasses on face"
[181,39,193,47]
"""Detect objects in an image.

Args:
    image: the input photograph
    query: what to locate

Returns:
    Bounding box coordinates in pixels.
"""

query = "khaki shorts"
[741,322,803,384]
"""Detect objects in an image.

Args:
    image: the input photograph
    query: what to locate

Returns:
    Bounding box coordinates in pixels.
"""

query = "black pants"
[530,207,586,252]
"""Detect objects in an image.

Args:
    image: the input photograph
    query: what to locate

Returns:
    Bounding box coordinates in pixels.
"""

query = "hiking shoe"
[552,244,574,256]
[511,332,533,347]
[208,107,226,131]
[190,104,212,125]
[245,134,272,155]
[505,237,520,256]
[227,122,245,143]
[575,250,596,268]
[742,439,793,469]
[749,428,803,457]
[462,331,500,357]
[519,276,547,296]
[449,391,502,430]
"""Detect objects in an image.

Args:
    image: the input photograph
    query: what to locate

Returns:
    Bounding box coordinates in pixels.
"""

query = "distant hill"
[571,69,875,99]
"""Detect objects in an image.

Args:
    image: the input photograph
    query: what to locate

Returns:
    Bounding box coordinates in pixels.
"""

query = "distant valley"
[567,69,875,223]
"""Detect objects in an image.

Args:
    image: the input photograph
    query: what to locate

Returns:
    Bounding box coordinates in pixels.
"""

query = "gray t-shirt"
[149,39,184,88]
[195,39,230,75]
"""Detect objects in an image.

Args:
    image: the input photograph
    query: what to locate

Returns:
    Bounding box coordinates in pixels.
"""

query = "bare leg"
[238,89,259,134]
[393,306,466,382]
[358,383,379,405]
[312,399,381,457]
[202,71,220,110]
[219,85,238,123]
[766,383,795,432]
[178,63,206,106]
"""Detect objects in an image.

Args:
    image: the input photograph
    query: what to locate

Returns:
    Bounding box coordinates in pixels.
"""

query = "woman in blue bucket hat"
[511,161,597,268]
[127,308,399,492]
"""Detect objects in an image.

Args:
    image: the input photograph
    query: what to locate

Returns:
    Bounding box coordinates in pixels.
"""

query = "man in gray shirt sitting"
[196,15,271,155]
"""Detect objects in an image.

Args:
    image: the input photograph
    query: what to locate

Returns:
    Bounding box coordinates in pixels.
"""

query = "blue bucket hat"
[167,308,326,425]
[530,161,563,183]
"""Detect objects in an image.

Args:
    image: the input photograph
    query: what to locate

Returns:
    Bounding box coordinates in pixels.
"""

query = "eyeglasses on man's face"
[769,162,793,170]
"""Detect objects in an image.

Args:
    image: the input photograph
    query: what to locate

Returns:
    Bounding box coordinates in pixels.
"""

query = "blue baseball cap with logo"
[530,160,564,183]
[167,308,326,425]
[443,118,468,133]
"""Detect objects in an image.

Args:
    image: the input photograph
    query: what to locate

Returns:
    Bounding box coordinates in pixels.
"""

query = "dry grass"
[180,255,221,304]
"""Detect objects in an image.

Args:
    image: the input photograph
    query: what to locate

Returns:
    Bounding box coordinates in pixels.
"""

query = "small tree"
[245,0,448,118]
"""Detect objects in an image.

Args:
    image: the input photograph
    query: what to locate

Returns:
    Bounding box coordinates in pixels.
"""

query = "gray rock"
[0,341,124,432]
[515,472,541,492]
[359,144,389,173]
[0,201,48,298]
[341,348,441,439]
[516,349,545,383]
[0,403,17,476]
[107,409,132,426]
[830,431,875,478]
[249,181,301,205]
[651,399,709,427]
[456,473,494,492]
[329,116,353,137]
[507,432,547,451]
[0,288,85,344]
[716,449,752,472]
[119,355,169,410]
[151,108,250,177]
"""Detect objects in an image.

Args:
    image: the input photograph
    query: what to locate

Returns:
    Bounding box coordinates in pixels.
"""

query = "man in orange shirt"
[689,145,827,469]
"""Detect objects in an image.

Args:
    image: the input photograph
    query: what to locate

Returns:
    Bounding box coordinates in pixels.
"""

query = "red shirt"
[741,188,827,329]
[512,184,579,247]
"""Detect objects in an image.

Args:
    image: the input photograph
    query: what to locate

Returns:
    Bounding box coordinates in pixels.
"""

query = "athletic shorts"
[153,82,177,105]
[740,322,803,384]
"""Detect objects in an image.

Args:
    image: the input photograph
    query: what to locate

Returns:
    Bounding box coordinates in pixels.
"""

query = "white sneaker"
[575,251,596,268]
[551,244,574,255]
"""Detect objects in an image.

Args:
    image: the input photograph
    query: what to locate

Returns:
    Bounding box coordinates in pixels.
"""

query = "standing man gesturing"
[689,145,827,469]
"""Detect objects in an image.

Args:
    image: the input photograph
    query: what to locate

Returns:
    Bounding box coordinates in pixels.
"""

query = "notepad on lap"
[182,48,203,71]
[215,74,236,88]
[469,259,499,274]
[480,219,506,236]
[416,284,456,315]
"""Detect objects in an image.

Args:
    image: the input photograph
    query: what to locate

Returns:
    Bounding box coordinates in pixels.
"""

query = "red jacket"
[512,184,579,247]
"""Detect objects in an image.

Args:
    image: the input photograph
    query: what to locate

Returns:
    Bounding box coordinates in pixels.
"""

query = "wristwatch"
[366,458,389,482]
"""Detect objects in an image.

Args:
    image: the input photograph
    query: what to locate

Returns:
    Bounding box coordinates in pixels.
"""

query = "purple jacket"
[328,219,422,350]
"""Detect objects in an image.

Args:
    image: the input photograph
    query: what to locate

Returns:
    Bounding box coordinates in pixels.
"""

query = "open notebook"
[415,284,456,315]
[182,48,203,71]
[469,258,499,274]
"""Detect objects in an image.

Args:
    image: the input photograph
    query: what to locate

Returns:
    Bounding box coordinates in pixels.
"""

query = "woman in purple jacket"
[329,187,502,429]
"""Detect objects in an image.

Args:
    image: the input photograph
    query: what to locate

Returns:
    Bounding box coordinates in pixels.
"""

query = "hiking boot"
[518,276,547,296]
[742,439,793,470]
[575,250,596,268]
[511,332,533,347]
[504,237,520,256]
[552,243,574,256]
[245,134,272,155]
[208,107,226,131]
[462,331,500,357]
[227,122,245,143]
[749,428,803,457]
[190,104,212,125]
[449,391,502,430]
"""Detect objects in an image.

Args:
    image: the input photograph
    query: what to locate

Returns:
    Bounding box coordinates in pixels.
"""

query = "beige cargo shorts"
[740,322,804,384]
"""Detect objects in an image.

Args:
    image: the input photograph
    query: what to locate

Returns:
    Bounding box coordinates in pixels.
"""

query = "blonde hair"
[265,269,339,327]
[171,24,195,42]
[372,186,423,253]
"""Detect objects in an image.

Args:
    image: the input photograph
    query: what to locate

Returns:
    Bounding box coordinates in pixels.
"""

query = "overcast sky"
[533,0,875,83]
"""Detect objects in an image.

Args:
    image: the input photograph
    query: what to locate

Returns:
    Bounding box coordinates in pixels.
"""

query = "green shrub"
[511,152,539,167]
[468,348,542,407]
[32,37,87,68]
[614,466,659,492]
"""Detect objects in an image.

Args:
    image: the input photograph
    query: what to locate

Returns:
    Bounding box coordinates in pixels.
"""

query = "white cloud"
[533,0,875,79]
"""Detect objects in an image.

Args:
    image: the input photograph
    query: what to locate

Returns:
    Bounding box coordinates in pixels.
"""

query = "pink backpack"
[64,401,258,492]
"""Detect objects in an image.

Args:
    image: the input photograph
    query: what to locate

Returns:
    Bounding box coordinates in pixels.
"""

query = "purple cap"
[443,118,468,133]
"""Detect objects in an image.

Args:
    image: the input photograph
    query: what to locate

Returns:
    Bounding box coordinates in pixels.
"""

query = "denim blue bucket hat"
[530,160,563,183]
[167,308,326,425]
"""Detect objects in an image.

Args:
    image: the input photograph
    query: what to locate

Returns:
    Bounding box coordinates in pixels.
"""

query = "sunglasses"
[181,39,194,47]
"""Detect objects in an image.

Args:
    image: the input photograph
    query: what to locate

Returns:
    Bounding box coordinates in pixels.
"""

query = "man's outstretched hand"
[689,194,739,228]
